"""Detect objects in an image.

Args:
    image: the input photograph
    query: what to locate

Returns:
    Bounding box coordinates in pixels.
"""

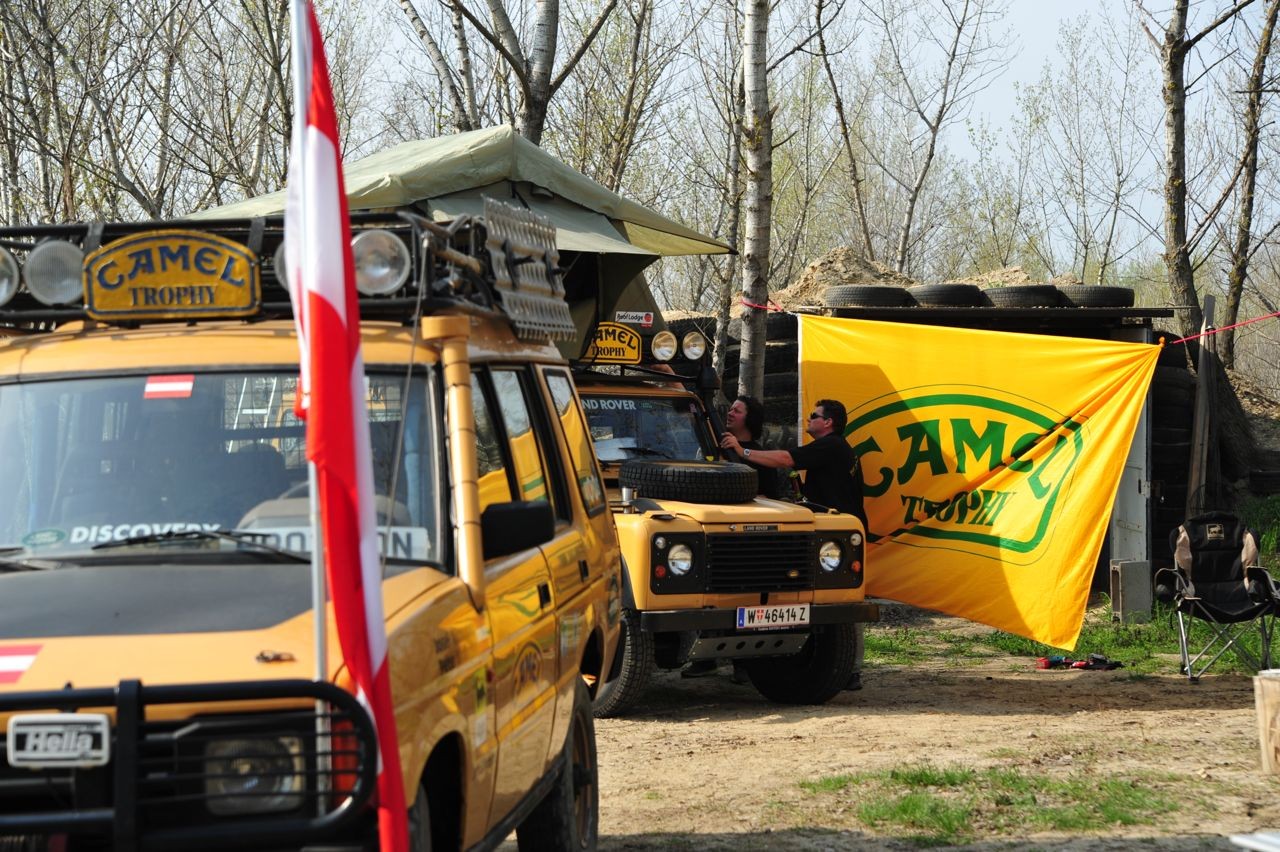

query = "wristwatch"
[742,447,752,458]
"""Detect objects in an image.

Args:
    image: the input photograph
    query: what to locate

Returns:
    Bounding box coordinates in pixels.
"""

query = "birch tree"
[738,0,771,400]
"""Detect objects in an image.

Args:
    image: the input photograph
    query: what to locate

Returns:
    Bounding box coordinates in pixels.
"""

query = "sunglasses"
[808,411,828,420]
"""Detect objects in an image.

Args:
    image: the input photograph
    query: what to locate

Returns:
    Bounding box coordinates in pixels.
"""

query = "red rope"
[740,297,783,312]
[1169,310,1280,344]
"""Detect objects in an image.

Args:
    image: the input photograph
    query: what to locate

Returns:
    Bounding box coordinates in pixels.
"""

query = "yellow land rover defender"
[576,326,878,717]
[0,202,619,851]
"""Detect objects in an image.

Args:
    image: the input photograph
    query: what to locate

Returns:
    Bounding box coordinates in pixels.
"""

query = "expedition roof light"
[650,330,677,361]
[351,229,411,296]
[0,247,17,307]
[270,228,411,297]
[681,331,707,360]
[26,240,84,305]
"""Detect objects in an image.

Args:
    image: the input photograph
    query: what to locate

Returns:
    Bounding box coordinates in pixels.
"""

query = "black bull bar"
[0,678,377,851]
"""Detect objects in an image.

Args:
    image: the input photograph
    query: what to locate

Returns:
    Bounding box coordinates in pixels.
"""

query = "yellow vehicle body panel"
[0,313,620,850]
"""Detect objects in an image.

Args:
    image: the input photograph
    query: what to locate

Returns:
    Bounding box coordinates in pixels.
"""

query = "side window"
[491,369,550,506]
[471,373,513,512]
[545,371,606,515]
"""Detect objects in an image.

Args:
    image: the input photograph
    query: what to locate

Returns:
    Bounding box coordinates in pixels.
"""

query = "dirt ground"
[589,608,1280,851]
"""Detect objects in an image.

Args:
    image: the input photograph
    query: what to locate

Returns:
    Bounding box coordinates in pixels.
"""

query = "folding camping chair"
[1155,511,1280,683]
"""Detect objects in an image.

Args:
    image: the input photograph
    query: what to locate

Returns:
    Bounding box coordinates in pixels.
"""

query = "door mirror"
[481,500,555,559]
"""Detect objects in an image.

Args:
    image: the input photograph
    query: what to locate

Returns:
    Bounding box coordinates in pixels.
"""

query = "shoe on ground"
[681,659,718,678]
[844,671,863,691]
[730,662,750,685]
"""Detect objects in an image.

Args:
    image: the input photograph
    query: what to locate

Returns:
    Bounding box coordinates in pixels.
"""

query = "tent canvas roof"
[190,126,729,258]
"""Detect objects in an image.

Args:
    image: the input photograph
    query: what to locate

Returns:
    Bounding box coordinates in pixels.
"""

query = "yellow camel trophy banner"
[798,315,1160,649]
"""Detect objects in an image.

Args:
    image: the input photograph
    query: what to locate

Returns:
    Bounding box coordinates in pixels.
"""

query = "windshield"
[579,392,712,464]
[0,371,440,562]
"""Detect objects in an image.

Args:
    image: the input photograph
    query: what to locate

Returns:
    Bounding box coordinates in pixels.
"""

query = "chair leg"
[1176,611,1196,683]
[1179,606,1267,681]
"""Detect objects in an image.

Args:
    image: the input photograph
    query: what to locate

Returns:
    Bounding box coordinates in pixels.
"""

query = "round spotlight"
[681,331,707,360]
[0,247,19,307]
[651,330,677,362]
[25,240,84,305]
[273,242,289,288]
[351,230,410,296]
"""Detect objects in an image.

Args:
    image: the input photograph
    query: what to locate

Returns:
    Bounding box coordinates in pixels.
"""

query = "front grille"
[705,533,816,592]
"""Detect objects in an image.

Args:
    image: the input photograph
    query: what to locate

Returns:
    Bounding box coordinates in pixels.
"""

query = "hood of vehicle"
[0,562,443,692]
[633,497,817,526]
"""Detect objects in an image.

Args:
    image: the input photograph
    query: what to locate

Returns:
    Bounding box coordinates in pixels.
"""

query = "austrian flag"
[0,645,40,684]
[283,2,407,850]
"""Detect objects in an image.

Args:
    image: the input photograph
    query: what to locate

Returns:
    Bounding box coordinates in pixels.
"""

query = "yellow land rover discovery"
[0,202,619,851]
[575,326,878,717]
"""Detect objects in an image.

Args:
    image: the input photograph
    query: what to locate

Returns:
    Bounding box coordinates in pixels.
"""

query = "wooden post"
[1257,670,1280,774]
[1186,295,1215,518]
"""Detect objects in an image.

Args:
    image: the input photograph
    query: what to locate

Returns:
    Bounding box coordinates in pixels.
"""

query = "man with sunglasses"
[720,398,865,525]
[720,398,867,691]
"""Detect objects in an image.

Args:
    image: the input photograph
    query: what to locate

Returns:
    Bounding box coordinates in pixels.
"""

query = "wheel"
[516,679,599,852]
[984,285,1063,308]
[907,283,986,306]
[619,460,757,504]
[593,610,653,718]
[823,284,912,308]
[744,622,858,704]
[764,341,798,372]
[666,316,716,340]
[408,781,433,851]
[1055,284,1135,307]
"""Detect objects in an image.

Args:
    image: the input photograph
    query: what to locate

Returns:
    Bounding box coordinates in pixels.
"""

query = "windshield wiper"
[627,446,672,459]
[92,529,310,563]
[0,557,63,573]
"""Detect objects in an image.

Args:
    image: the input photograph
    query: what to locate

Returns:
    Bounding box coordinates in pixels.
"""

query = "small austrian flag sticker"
[144,374,194,399]
[0,645,40,684]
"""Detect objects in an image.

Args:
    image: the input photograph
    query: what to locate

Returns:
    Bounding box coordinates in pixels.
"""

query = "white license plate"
[6,713,111,768]
[736,603,810,630]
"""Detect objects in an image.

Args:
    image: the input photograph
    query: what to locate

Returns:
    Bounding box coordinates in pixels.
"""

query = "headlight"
[204,736,305,815]
[668,543,694,575]
[681,331,707,360]
[651,330,677,361]
[0,247,18,307]
[849,531,863,547]
[819,540,842,572]
[26,240,84,305]
[351,229,411,295]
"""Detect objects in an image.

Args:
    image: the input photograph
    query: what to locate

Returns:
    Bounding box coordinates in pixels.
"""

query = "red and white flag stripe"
[143,374,195,399]
[0,645,41,685]
[284,4,407,850]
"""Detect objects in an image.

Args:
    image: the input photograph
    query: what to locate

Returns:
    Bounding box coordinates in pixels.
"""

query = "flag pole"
[288,0,331,811]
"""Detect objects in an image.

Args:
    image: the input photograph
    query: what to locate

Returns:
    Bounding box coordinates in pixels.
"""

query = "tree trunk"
[713,70,745,410]
[1160,0,1202,337]
[1222,0,1279,368]
[738,0,771,401]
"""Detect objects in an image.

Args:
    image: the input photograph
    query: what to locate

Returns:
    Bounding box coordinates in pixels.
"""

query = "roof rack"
[0,201,576,341]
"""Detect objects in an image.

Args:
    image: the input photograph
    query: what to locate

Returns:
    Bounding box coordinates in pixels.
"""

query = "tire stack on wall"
[1150,341,1197,565]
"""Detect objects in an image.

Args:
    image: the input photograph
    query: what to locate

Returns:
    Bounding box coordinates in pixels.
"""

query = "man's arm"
[721,432,794,468]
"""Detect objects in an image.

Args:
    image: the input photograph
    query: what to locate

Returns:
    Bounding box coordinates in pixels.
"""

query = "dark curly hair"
[737,395,765,441]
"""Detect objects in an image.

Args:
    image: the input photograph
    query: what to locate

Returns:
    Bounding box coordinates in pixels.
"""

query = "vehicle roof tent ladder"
[483,198,575,342]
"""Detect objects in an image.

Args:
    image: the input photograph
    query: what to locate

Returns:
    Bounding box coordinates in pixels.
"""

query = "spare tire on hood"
[619,460,758,504]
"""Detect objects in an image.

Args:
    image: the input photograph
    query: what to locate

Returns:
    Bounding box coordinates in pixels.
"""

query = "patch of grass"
[858,791,973,847]
[642,790,662,800]
[977,601,1265,675]
[800,763,1177,844]
[864,626,933,666]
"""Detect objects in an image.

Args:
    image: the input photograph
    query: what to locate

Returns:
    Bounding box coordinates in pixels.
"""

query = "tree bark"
[1222,0,1279,368]
[738,0,771,401]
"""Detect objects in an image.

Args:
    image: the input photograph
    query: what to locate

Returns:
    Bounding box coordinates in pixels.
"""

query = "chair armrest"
[1153,566,1187,603]
[1244,565,1279,605]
